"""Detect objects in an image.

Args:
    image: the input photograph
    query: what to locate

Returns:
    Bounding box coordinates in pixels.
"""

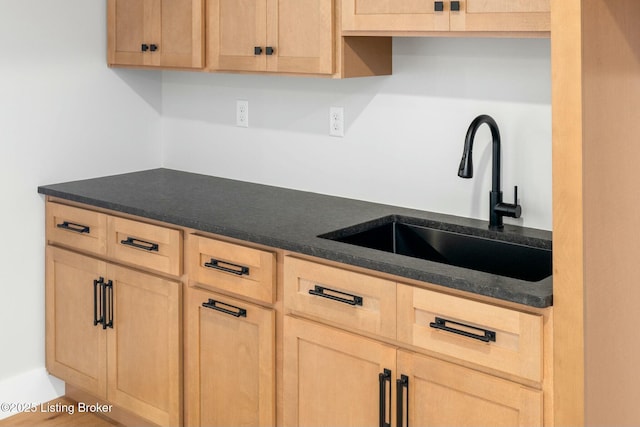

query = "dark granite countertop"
[38,168,552,308]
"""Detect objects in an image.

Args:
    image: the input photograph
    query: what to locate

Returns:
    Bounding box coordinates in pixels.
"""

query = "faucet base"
[489,191,504,230]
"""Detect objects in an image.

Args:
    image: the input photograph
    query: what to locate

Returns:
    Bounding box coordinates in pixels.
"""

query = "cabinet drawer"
[46,202,107,255]
[189,235,276,304]
[108,216,182,276]
[284,256,396,339]
[397,284,542,382]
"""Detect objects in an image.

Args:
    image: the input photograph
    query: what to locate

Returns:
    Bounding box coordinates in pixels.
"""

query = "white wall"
[0,1,162,415]
[162,37,552,230]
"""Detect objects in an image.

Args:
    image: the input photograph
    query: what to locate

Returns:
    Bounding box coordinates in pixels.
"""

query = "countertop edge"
[38,170,553,309]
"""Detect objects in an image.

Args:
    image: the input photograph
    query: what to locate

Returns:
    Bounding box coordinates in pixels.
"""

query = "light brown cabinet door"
[108,0,203,68]
[283,316,397,427]
[108,0,149,66]
[159,0,204,68]
[106,265,182,427]
[208,0,334,74]
[449,0,550,32]
[207,0,268,71]
[342,0,450,32]
[185,287,275,427]
[46,247,108,399]
[267,0,334,74]
[396,350,543,427]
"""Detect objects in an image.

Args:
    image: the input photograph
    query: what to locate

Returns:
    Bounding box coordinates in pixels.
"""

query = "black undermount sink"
[319,215,552,282]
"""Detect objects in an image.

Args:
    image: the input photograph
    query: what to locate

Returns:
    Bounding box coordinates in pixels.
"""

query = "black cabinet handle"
[429,317,496,342]
[451,1,460,11]
[254,46,263,55]
[434,1,444,11]
[150,44,158,52]
[93,277,105,327]
[101,279,108,330]
[397,375,409,427]
[379,369,392,427]
[57,221,90,234]
[204,258,250,276]
[141,44,149,52]
[265,46,274,55]
[103,280,113,330]
[308,285,363,306]
[202,299,247,318]
[120,237,159,252]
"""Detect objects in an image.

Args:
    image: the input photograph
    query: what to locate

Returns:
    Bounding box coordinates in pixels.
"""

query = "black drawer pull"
[254,46,263,55]
[202,299,247,318]
[150,44,158,52]
[120,237,159,252]
[379,368,392,427]
[308,285,363,306]
[434,1,444,11]
[451,1,460,11]
[204,258,250,276]
[141,44,149,52]
[265,46,274,55]
[429,317,496,342]
[57,221,90,234]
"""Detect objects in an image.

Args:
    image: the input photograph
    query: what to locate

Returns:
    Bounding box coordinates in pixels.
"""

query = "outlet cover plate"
[237,100,249,127]
[329,107,344,137]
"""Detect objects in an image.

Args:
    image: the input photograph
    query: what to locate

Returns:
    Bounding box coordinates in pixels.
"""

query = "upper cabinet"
[342,0,550,34]
[207,0,391,77]
[107,0,204,69]
[104,0,550,76]
[208,0,333,74]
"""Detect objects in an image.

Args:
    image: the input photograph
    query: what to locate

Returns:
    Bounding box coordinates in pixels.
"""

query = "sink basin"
[319,216,552,282]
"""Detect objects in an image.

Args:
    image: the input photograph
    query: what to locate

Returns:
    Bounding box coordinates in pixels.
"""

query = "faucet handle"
[494,186,522,219]
[511,186,522,218]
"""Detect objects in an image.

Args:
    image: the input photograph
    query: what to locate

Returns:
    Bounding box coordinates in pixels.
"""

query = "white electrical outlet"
[329,107,344,137]
[236,100,249,127]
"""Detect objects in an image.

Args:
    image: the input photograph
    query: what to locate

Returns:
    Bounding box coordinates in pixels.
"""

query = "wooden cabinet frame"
[551,0,640,424]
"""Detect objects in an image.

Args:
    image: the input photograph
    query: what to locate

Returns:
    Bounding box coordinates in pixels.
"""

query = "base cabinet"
[186,287,275,427]
[283,316,397,427]
[46,246,182,426]
[284,316,543,427]
[396,350,543,427]
[43,200,549,427]
[46,247,107,398]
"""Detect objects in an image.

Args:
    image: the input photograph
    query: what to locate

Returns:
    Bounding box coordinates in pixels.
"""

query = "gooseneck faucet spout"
[458,115,521,230]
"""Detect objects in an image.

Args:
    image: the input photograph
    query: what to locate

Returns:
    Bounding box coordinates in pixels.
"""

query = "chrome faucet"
[458,115,521,230]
